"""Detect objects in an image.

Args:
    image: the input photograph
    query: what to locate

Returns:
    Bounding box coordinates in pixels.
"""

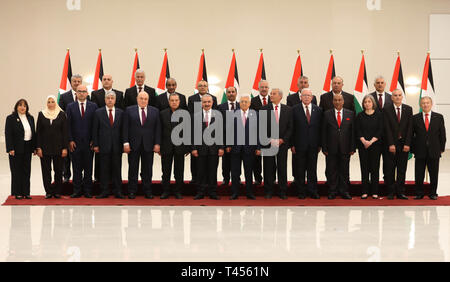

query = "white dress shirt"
[77,100,87,115]
[334,108,343,122]
[138,106,148,125]
[423,111,432,124]
[259,95,269,106]
[18,113,32,141]
[273,103,281,120]
[302,102,312,115]
[394,104,402,120]
[106,106,115,122]
[203,109,212,124]
[228,100,237,111]
[71,89,77,101]
[136,84,146,94]
[376,91,385,107]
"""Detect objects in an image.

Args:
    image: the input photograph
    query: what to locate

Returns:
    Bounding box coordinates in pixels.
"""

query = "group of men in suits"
[56,71,446,200]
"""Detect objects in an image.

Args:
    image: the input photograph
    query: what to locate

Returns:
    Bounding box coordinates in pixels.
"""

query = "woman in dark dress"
[36,95,68,199]
[355,94,383,199]
[5,99,36,199]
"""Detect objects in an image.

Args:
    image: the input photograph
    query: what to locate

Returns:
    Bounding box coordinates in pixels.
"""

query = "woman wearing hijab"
[5,99,36,199]
[36,95,68,198]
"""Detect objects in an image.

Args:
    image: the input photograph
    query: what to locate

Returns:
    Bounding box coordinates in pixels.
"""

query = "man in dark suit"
[66,85,98,198]
[226,93,258,199]
[187,80,218,184]
[90,74,124,110]
[58,74,83,183]
[261,88,293,199]
[123,91,161,199]
[218,86,240,186]
[123,69,158,108]
[321,93,354,199]
[319,76,355,112]
[92,91,125,199]
[156,78,187,111]
[383,89,413,200]
[412,96,446,200]
[159,93,187,199]
[250,80,271,185]
[286,76,317,187]
[291,88,322,199]
[370,75,393,184]
[191,94,224,200]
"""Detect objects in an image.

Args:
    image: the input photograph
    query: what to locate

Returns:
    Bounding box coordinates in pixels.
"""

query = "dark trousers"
[94,152,100,181]
[40,154,63,195]
[196,154,219,196]
[99,153,122,196]
[128,145,154,195]
[62,152,72,179]
[263,148,288,195]
[71,148,94,195]
[384,142,409,195]
[221,151,231,182]
[358,144,381,195]
[9,141,33,196]
[295,149,319,196]
[161,152,185,194]
[291,152,298,182]
[253,155,263,182]
[190,154,197,182]
[231,152,254,196]
[415,155,440,197]
[326,150,351,195]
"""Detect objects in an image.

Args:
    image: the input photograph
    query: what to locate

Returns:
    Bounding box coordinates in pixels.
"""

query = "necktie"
[231,102,235,110]
[378,94,383,109]
[81,103,85,118]
[425,113,430,131]
[205,111,209,127]
[397,107,401,123]
[138,86,143,93]
[141,108,146,125]
[263,97,267,106]
[109,109,114,126]
[242,111,247,127]
[275,105,279,123]
[337,111,341,128]
[305,106,311,124]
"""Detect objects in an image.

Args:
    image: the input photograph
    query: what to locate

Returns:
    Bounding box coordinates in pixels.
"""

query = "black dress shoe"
[247,194,256,200]
[230,194,239,200]
[160,193,170,199]
[114,194,125,199]
[414,195,424,200]
[279,194,288,200]
[96,193,109,199]
[209,195,220,200]
[189,180,197,185]
[397,194,408,200]
[84,193,93,199]
[63,177,70,183]
[45,194,53,199]
[328,194,336,200]
[341,193,352,200]
[174,193,183,199]
[222,179,230,186]
[194,194,204,200]
[387,194,395,200]
[128,193,136,199]
[255,178,262,186]
[310,193,320,199]
[53,194,61,199]
[70,193,82,198]
[15,195,23,200]
[298,194,306,199]
[429,195,438,200]
[264,194,272,199]
[24,195,32,199]
[145,194,154,199]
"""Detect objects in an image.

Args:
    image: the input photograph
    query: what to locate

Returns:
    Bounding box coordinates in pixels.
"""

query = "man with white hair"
[124,69,158,108]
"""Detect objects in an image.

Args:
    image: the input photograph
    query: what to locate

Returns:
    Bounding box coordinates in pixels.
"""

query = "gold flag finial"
[361,49,365,54]
[134,48,138,52]
[163,48,167,52]
[201,48,204,52]
[397,50,400,56]
[297,49,300,54]
[232,48,235,52]
[66,48,70,51]
[259,48,263,52]
[330,49,333,54]
[427,50,431,54]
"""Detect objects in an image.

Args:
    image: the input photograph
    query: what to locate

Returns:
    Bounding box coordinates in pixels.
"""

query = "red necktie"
[263,97,267,106]
[231,102,235,110]
[81,103,85,118]
[397,107,401,123]
[305,106,311,124]
[141,108,146,125]
[425,113,430,131]
[378,94,383,109]
[275,105,279,123]
[109,109,114,126]
[205,111,209,127]
[337,111,341,128]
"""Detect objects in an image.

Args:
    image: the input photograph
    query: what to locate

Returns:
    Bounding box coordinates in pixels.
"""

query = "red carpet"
[3,195,450,206]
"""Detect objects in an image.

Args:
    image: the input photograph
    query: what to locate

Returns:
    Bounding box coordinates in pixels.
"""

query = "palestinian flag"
[58,49,72,102]
[289,51,303,94]
[129,49,140,87]
[420,52,435,109]
[389,53,406,101]
[322,51,336,93]
[221,50,240,103]
[194,50,208,93]
[353,52,368,114]
[92,49,104,91]
[156,50,170,95]
[251,51,266,97]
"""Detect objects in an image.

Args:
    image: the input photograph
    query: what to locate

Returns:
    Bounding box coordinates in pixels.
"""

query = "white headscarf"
[42,95,62,121]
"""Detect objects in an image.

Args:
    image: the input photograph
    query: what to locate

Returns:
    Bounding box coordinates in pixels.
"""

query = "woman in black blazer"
[36,95,68,199]
[5,99,36,199]
[355,95,383,199]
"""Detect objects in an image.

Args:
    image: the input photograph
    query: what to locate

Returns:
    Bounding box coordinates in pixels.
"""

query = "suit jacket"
[157,92,187,111]
[291,103,322,151]
[370,91,393,111]
[218,101,240,112]
[187,93,218,114]
[319,91,355,112]
[123,105,161,152]
[36,111,68,155]
[5,113,36,154]
[286,92,318,107]
[322,108,355,154]
[412,112,446,159]
[383,103,413,147]
[66,100,98,150]
[260,103,293,151]
[191,110,224,155]
[160,107,188,155]
[227,109,259,154]
[58,90,76,111]
[124,85,158,108]
[92,107,124,154]
[250,95,271,111]
[90,88,124,110]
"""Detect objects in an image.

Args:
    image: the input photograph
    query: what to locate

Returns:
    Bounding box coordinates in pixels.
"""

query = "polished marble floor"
[1,152,450,262]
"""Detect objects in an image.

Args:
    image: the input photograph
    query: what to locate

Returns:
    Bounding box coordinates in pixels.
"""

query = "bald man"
[319,76,355,112]
[91,74,124,110]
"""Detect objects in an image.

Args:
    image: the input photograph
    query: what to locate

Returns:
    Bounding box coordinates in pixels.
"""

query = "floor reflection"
[4,206,448,261]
